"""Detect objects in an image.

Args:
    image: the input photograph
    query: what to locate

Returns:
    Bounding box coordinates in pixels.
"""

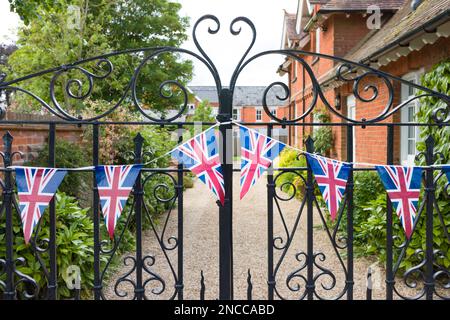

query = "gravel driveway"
[103,172,425,300]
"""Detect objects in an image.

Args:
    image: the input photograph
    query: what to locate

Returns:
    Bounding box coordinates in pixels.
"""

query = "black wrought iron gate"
[0,15,449,300]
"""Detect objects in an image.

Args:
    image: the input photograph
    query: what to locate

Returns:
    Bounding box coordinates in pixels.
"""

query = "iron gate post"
[218,88,233,300]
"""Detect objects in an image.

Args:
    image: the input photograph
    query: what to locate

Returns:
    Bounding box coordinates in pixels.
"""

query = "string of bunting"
[8,122,450,242]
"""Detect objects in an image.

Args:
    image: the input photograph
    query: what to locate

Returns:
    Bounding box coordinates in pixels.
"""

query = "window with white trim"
[270,108,277,122]
[400,70,423,166]
[232,108,240,121]
[256,109,262,121]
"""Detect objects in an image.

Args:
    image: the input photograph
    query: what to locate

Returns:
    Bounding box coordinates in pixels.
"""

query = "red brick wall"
[336,37,450,164]
[287,12,450,164]
[0,113,83,165]
[287,13,372,151]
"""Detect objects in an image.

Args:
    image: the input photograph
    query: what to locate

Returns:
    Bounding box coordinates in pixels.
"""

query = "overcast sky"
[0,0,298,85]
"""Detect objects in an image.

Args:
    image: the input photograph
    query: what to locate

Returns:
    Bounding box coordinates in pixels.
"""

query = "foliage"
[27,139,91,205]
[8,0,62,25]
[114,125,177,226]
[0,193,103,299]
[415,59,450,269]
[275,148,308,200]
[6,0,193,114]
[312,110,333,156]
[350,60,450,271]
[187,100,216,137]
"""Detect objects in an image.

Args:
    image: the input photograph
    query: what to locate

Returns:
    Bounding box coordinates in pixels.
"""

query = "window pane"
[408,140,414,155]
[408,106,414,121]
[408,126,415,139]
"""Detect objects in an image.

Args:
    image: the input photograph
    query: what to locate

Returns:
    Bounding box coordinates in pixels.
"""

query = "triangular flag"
[15,167,67,244]
[239,126,286,199]
[95,165,142,239]
[376,165,422,239]
[306,154,351,220]
[443,165,450,184]
[170,127,225,205]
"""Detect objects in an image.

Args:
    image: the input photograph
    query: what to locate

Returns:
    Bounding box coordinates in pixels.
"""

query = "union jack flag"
[306,154,351,220]
[376,165,423,239]
[95,165,142,239]
[15,167,67,244]
[170,127,225,205]
[239,126,286,199]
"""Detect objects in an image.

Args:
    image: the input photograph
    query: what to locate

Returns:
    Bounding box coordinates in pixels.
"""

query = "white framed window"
[256,108,262,121]
[400,70,423,166]
[270,108,277,122]
[315,28,320,53]
[232,108,241,121]
[347,95,356,161]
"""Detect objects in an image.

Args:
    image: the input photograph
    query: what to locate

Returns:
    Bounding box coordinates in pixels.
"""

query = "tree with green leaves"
[187,100,216,136]
[6,0,192,115]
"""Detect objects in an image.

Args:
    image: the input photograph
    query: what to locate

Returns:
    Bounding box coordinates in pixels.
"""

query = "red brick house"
[187,86,290,142]
[279,0,450,165]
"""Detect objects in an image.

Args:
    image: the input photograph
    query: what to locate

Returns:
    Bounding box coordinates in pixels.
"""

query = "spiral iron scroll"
[271,153,348,300]
[1,15,447,123]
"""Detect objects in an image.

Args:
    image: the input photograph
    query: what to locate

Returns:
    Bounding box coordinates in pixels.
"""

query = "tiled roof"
[188,86,286,107]
[319,0,406,11]
[285,12,307,42]
[346,0,450,62]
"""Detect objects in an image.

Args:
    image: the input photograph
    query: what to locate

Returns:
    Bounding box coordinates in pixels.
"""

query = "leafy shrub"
[313,110,333,156]
[0,193,103,299]
[314,127,333,156]
[0,192,138,299]
[27,139,91,205]
[275,148,308,200]
[350,60,450,271]
[113,126,178,228]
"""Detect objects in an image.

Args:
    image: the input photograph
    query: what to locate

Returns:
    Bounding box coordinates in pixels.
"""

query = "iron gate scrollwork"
[0,14,449,300]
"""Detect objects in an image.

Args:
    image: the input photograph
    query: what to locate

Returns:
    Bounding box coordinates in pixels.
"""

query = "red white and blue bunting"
[95,165,142,239]
[15,167,67,244]
[306,154,351,221]
[239,126,286,199]
[8,123,450,243]
[376,166,422,239]
[170,126,225,205]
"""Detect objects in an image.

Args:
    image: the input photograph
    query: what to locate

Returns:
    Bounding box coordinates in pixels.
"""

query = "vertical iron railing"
[176,124,184,300]
[346,126,354,300]
[47,123,57,299]
[218,88,234,300]
[424,136,435,300]
[133,133,144,300]
[3,132,15,300]
[92,124,102,300]
[385,125,394,300]
[266,124,275,300]
[305,136,315,300]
